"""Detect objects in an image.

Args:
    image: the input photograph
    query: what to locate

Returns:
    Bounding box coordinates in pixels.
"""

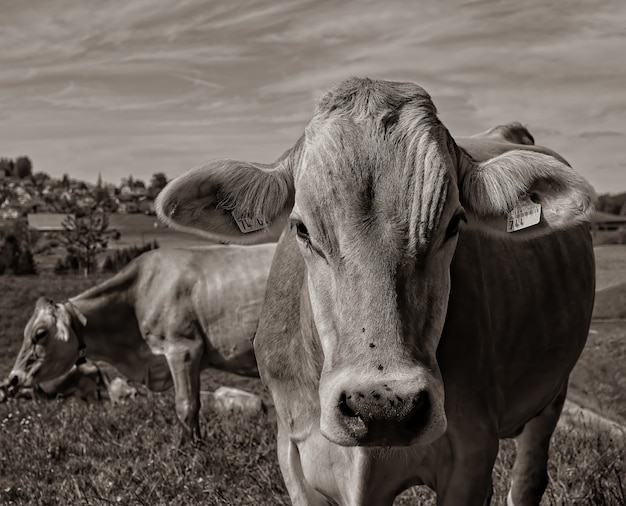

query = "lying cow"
[156,78,596,505]
[7,244,275,443]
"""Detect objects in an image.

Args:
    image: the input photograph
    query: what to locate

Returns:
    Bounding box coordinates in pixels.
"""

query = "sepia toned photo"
[0,2,624,504]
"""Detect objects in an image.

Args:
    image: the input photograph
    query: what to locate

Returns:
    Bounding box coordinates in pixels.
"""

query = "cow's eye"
[293,220,311,245]
[33,329,47,343]
[446,211,466,240]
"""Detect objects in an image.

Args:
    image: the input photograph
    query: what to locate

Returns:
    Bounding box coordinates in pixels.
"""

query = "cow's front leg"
[507,385,567,506]
[276,420,331,505]
[165,340,203,445]
[435,431,499,506]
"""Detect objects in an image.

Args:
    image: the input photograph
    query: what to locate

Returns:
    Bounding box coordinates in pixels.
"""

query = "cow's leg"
[507,385,567,506]
[435,432,499,506]
[165,341,204,445]
[276,421,330,506]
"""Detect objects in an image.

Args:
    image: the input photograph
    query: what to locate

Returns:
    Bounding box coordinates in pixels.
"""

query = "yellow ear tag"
[507,198,542,232]
[233,214,268,234]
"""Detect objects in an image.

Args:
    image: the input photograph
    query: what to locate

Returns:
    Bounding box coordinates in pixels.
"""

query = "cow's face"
[156,78,595,447]
[8,298,78,388]
[288,104,462,445]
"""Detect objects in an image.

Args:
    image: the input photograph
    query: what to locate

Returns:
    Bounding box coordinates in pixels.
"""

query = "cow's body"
[8,244,275,442]
[255,209,593,506]
[156,78,596,504]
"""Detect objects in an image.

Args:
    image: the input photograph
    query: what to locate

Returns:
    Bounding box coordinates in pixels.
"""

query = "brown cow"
[156,78,596,505]
[7,244,275,443]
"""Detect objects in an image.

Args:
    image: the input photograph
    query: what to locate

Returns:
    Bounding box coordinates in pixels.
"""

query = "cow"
[155,78,596,505]
[6,244,276,443]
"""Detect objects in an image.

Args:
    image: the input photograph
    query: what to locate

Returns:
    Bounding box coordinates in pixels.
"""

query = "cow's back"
[132,245,275,376]
[441,225,595,437]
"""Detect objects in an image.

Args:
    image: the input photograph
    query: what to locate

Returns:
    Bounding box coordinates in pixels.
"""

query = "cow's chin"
[318,369,447,448]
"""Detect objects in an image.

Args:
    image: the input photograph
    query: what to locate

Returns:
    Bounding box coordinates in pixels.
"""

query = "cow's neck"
[66,268,139,369]
[255,231,323,425]
[63,300,87,365]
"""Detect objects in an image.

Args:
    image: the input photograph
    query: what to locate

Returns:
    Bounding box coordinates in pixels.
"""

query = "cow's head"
[8,297,81,389]
[156,78,595,447]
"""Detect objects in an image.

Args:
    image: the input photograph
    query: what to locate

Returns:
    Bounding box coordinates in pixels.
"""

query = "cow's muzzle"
[320,373,446,447]
[338,386,430,442]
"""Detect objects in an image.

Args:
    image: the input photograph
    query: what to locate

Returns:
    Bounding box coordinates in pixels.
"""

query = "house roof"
[591,211,626,224]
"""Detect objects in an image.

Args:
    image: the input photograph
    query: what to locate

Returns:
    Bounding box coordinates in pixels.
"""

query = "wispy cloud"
[0,0,624,191]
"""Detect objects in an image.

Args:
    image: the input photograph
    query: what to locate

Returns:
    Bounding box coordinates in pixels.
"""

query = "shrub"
[13,247,37,275]
[53,254,80,275]
[0,226,38,276]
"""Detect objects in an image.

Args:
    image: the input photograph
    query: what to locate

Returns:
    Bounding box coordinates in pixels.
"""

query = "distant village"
[0,156,167,221]
[1,155,626,246]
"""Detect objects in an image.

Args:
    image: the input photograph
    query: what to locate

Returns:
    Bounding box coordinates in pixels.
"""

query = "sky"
[0,0,624,193]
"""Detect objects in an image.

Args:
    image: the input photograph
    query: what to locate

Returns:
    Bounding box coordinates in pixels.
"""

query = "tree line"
[0,156,33,180]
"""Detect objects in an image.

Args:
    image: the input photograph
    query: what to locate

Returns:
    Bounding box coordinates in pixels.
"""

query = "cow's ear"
[54,304,72,342]
[458,149,596,237]
[156,158,295,244]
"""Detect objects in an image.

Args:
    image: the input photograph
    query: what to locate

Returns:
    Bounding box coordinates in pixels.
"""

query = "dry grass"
[0,394,623,505]
[0,260,624,505]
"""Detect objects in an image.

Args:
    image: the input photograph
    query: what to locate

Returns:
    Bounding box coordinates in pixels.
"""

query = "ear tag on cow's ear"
[233,214,268,234]
[507,198,542,232]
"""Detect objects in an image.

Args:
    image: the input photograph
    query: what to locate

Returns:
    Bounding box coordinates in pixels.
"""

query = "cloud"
[0,0,624,192]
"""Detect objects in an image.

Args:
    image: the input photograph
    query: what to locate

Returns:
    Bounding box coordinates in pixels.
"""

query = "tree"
[0,221,38,275]
[14,156,33,179]
[148,172,168,198]
[32,171,51,191]
[14,247,37,275]
[0,158,12,177]
[60,207,115,276]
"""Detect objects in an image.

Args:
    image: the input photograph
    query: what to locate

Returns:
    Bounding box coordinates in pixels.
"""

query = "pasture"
[0,249,625,505]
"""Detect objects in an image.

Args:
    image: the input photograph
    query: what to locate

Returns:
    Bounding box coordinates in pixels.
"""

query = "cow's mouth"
[330,390,432,447]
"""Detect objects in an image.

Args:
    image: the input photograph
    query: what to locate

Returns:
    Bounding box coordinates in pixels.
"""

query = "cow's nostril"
[406,391,430,432]
[338,391,358,418]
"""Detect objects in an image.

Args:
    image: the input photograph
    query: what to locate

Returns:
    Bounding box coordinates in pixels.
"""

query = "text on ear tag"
[507,199,542,232]
[234,214,268,234]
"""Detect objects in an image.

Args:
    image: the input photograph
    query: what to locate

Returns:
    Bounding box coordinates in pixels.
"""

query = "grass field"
[594,245,626,291]
[0,245,625,505]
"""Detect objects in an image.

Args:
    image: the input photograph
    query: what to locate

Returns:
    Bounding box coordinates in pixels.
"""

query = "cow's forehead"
[295,91,456,254]
[26,305,54,332]
[313,77,435,120]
